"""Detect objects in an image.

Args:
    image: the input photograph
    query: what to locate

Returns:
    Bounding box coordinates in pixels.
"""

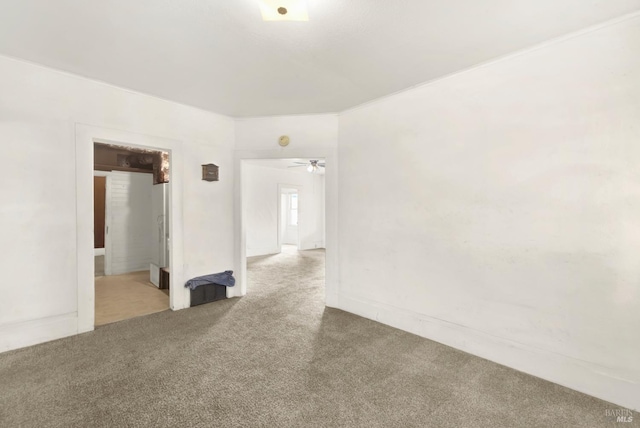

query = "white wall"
[235,114,338,151]
[0,55,235,352]
[108,172,153,275]
[244,164,325,256]
[337,15,640,410]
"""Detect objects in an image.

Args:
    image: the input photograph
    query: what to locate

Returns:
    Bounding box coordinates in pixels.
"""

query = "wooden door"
[94,176,106,248]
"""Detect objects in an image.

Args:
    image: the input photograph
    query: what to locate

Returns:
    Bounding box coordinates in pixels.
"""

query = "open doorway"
[93,142,171,326]
[242,158,326,294]
[279,187,300,250]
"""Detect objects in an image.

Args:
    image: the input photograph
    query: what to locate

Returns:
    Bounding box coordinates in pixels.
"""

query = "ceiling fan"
[288,160,325,173]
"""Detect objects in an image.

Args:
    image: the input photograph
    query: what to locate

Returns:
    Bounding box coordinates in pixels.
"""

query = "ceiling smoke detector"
[259,0,308,21]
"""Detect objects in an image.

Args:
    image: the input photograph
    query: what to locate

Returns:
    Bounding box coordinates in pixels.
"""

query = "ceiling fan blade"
[287,165,307,168]
[293,162,308,165]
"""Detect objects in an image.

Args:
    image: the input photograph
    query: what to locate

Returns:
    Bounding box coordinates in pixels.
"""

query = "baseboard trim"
[246,246,281,257]
[0,313,79,353]
[335,292,639,411]
[299,241,325,251]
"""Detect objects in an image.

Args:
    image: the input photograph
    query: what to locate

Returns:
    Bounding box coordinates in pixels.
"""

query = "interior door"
[93,176,106,248]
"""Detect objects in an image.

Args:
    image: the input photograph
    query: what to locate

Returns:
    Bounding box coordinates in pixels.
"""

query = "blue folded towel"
[185,270,235,290]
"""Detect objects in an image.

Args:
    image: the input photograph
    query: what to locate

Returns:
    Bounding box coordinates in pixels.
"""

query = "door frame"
[233,147,338,307]
[75,123,189,334]
[277,184,302,251]
[93,171,112,274]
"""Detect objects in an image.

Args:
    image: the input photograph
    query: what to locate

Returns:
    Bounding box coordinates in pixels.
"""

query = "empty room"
[0,1,639,427]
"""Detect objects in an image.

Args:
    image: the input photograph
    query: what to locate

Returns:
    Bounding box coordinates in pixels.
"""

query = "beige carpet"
[95,270,169,326]
[0,247,635,427]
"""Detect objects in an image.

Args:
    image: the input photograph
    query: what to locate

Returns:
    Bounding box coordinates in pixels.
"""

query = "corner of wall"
[334,292,640,411]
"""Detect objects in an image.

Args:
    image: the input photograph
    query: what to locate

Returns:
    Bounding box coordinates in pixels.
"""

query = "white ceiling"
[245,158,326,174]
[1,1,639,117]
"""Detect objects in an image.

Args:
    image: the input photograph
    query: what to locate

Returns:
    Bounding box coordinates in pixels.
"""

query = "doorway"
[279,187,300,250]
[92,142,171,326]
[241,158,326,294]
[76,124,189,334]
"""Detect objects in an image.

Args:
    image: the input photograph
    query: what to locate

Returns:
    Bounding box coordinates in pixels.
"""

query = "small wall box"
[202,164,219,181]
[190,284,227,306]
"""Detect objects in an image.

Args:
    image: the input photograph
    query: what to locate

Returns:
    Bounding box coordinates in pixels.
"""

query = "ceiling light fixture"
[259,0,309,21]
[288,159,325,172]
[307,160,320,173]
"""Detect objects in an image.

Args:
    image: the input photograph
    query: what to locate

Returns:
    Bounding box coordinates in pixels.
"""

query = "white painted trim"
[0,313,78,353]
[277,183,303,251]
[75,124,189,335]
[233,147,339,306]
[246,247,282,258]
[92,171,109,259]
[298,240,324,251]
[335,292,640,411]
